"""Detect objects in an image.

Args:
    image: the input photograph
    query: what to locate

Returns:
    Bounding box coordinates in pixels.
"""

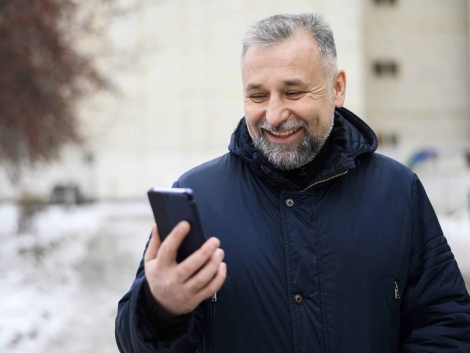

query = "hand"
[144,221,227,316]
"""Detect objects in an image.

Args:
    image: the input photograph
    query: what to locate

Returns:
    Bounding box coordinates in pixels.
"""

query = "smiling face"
[242,30,346,170]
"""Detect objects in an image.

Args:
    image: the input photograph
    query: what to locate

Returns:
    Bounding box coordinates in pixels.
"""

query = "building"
[1,0,469,212]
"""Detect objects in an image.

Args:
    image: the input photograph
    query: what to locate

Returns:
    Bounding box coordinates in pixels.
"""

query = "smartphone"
[147,188,207,263]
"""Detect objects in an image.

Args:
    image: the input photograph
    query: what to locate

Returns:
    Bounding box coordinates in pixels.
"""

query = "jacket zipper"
[212,292,217,353]
[394,281,400,352]
[301,170,349,192]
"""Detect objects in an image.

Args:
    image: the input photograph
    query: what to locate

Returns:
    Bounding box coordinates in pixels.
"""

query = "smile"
[267,127,301,137]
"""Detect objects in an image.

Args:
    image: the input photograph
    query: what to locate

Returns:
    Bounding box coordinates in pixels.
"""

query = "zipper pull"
[212,292,217,302]
[394,281,400,299]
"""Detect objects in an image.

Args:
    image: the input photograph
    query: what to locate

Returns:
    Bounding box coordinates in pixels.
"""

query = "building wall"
[365,0,470,148]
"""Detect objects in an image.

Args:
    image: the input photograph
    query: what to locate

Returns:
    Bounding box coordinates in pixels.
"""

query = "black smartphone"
[147,188,207,263]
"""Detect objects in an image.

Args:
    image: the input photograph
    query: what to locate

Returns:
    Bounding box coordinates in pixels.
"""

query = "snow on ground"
[0,202,154,353]
[0,202,469,353]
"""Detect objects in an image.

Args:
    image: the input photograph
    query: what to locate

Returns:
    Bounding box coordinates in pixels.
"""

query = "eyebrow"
[283,79,305,87]
[245,83,263,91]
[245,79,306,92]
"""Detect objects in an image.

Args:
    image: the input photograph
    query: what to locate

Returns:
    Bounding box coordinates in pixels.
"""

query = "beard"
[252,115,334,171]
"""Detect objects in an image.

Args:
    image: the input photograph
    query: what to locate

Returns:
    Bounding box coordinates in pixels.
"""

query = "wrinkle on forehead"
[246,61,303,68]
[243,52,314,71]
[243,65,311,86]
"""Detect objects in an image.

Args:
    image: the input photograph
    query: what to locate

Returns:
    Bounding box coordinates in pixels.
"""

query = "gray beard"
[252,116,334,171]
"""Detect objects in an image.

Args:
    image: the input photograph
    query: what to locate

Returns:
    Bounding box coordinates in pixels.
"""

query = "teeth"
[270,128,300,137]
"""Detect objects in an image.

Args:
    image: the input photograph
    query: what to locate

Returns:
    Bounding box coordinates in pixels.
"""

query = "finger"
[144,224,161,262]
[196,262,227,301]
[176,237,220,282]
[156,221,190,266]
[185,248,225,292]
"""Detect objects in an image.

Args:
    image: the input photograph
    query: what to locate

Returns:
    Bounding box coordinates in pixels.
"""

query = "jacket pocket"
[393,280,401,353]
[379,278,401,353]
[211,293,218,353]
[209,276,240,353]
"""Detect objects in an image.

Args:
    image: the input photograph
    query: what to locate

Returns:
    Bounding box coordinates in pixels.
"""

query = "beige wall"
[365,0,470,145]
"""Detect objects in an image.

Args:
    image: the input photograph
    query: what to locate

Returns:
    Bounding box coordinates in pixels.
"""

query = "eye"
[286,91,303,97]
[249,94,267,102]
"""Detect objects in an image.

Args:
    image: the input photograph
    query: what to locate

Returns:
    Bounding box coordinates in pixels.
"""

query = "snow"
[0,202,153,353]
[0,202,469,352]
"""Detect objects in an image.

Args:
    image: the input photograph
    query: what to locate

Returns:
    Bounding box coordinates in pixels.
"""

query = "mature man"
[115,14,470,353]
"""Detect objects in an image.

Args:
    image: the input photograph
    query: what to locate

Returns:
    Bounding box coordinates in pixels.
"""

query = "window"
[372,61,399,77]
[373,0,397,4]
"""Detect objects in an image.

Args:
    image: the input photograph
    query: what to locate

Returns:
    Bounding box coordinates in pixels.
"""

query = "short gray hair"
[241,13,337,77]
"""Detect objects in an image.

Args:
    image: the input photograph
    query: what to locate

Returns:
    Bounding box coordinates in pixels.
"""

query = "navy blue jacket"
[116,107,470,353]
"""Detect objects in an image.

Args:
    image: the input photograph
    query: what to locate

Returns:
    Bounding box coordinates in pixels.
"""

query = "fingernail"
[209,237,219,248]
[179,221,189,232]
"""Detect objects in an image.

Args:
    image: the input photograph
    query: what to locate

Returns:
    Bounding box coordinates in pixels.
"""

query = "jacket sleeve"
[401,175,470,352]
[115,233,204,353]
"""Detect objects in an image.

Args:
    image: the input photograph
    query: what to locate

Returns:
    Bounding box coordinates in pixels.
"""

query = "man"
[115,13,470,353]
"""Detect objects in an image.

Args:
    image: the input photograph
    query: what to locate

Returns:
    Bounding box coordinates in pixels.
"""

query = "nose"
[265,95,289,127]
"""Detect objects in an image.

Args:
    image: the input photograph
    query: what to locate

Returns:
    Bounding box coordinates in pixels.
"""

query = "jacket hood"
[228,107,378,190]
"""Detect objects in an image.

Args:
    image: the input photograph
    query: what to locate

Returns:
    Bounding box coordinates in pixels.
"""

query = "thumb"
[144,224,161,262]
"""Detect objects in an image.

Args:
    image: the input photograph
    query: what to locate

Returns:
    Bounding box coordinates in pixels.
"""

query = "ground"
[0,202,152,353]
[0,202,469,352]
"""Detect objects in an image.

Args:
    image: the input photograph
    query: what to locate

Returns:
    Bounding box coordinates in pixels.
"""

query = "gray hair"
[241,13,337,78]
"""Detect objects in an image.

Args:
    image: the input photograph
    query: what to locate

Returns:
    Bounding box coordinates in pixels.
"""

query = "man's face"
[242,31,344,170]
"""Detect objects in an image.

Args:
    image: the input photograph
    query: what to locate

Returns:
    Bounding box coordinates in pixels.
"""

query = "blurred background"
[0,0,469,352]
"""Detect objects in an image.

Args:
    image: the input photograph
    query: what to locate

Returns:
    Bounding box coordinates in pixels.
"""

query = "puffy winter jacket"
[116,107,470,353]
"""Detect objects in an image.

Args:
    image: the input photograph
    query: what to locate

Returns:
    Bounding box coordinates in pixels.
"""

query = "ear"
[332,70,346,108]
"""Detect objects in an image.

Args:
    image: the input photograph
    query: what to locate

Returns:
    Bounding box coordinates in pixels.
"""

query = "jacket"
[115,107,470,353]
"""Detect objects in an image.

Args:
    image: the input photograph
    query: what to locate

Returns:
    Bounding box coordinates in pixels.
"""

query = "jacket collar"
[228,107,378,191]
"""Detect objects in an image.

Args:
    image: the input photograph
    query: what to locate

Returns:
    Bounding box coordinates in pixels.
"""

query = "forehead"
[242,32,322,84]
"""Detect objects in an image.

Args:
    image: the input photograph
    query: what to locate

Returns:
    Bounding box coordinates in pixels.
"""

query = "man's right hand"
[144,221,227,316]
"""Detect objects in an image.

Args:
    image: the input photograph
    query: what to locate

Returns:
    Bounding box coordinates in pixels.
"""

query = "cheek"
[309,113,333,137]
[245,116,260,139]
[295,104,332,136]
[244,103,264,138]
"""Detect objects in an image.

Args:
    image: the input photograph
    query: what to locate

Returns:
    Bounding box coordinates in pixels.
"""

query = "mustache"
[257,118,308,133]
